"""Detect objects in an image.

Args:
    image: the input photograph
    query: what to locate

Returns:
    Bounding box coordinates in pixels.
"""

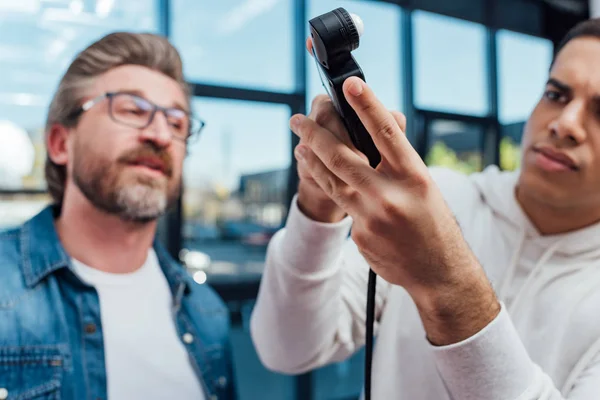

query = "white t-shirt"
[72,249,206,400]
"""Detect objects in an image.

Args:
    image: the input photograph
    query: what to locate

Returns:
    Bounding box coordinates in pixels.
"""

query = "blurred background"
[0,0,594,398]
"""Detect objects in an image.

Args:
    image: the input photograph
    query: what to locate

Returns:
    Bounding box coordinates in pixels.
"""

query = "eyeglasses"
[68,92,205,143]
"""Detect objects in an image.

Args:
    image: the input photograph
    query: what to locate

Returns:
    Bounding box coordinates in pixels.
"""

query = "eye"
[126,108,145,115]
[544,89,567,104]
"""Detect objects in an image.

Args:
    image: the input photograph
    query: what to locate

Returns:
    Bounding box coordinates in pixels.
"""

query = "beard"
[72,139,181,223]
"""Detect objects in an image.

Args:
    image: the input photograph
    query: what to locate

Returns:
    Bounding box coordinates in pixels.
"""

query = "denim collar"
[20,205,191,296]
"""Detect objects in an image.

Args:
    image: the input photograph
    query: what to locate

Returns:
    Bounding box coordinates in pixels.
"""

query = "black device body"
[308,8,379,400]
[309,8,381,168]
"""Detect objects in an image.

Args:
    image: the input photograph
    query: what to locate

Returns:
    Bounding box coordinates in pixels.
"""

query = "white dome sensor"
[350,13,364,37]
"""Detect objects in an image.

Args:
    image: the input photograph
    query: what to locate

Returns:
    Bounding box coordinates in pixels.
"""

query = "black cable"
[364,268,377,400]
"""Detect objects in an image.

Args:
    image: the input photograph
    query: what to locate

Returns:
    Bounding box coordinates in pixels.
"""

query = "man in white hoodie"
[250,17,600,400]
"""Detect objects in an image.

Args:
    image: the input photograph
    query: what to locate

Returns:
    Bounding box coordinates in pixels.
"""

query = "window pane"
[413,11,488,116]
[0,1,159,190]
[171,0,295,92]
[497,30,552,171]
[182,98,290,279]
[307,1,403,113]
[424,119,484,174]
[0,193,50,231]
[498,30,552,124]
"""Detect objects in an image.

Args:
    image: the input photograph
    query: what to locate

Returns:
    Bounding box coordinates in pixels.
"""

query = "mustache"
[117,145,174,177]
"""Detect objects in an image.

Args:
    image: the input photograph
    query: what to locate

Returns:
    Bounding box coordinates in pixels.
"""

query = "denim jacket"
[0,206,237,400]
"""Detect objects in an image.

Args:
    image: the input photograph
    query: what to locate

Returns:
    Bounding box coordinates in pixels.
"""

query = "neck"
[55,188,157,274]
[515,186,600,235]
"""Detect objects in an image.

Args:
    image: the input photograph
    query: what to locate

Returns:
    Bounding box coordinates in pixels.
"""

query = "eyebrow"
[117,89,189,113]
[545,78,600,105]
[546,78,572,94]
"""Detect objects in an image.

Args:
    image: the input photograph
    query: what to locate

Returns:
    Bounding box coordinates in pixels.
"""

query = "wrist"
[297,182,347,223]
[412,262,500,346]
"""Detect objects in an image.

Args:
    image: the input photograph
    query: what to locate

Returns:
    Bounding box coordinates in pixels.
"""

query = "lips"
[119,147,173,177]
[127,156,169,176]
[533,146,579,171]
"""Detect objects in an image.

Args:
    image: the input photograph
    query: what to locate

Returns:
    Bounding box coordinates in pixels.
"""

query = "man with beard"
[0,32,236,400]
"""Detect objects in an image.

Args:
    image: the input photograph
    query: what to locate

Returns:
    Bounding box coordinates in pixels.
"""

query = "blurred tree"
[425,141,481,175]
[499,136,521,171]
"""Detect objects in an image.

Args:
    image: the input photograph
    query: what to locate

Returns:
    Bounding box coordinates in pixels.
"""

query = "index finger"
[343,77,421,172]
[306,37,313,54]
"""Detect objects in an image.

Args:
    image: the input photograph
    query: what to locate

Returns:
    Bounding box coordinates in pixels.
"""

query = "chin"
[518,168,578,208]
[115,184,168,222]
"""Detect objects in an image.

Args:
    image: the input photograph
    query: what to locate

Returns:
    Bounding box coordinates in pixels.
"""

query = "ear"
[46,123,71,166]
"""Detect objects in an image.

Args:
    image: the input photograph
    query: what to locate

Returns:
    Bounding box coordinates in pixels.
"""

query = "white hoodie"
[250,165,600,399]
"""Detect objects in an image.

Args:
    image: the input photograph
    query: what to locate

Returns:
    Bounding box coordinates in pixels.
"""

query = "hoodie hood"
[470,165,600,259]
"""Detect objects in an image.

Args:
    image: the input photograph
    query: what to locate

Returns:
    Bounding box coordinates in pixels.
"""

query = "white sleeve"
[249,195,391,374]
[432,303,600,399]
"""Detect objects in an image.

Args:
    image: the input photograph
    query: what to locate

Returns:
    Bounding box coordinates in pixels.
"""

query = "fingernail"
[295,146,307,161]
[290,115,302,129]
[348,79,363,96]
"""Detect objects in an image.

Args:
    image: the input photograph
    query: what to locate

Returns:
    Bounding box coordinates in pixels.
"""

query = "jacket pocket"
[0,346,63,400]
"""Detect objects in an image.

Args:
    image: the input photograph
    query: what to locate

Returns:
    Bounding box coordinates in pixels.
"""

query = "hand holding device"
[309,7,381,168]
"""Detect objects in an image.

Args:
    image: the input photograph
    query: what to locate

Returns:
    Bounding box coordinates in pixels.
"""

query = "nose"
[549,100,587,144]
[139,110,173,147]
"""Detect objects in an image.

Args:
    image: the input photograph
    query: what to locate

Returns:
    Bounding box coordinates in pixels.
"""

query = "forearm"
[250,196,357,373]
[413,259,569,399]
[413,258,501,346]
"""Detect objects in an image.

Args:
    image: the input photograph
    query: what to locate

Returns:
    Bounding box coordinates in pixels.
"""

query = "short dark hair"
[552,18,600,67]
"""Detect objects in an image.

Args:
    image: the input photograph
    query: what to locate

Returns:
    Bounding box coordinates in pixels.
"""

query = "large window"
[307,0,403,113]
[413,10,488,116]
[170,0,296,92]
[497,30,552,170]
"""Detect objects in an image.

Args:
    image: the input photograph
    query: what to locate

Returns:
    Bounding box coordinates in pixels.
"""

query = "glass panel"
[497,30,552,124]
[307,0,403,113]
[181,98,290,283]
[0,1,159,190]
[413,10,488,116]
[424,119,484,174]
[0,193,51,231]
[171,0,295,92]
